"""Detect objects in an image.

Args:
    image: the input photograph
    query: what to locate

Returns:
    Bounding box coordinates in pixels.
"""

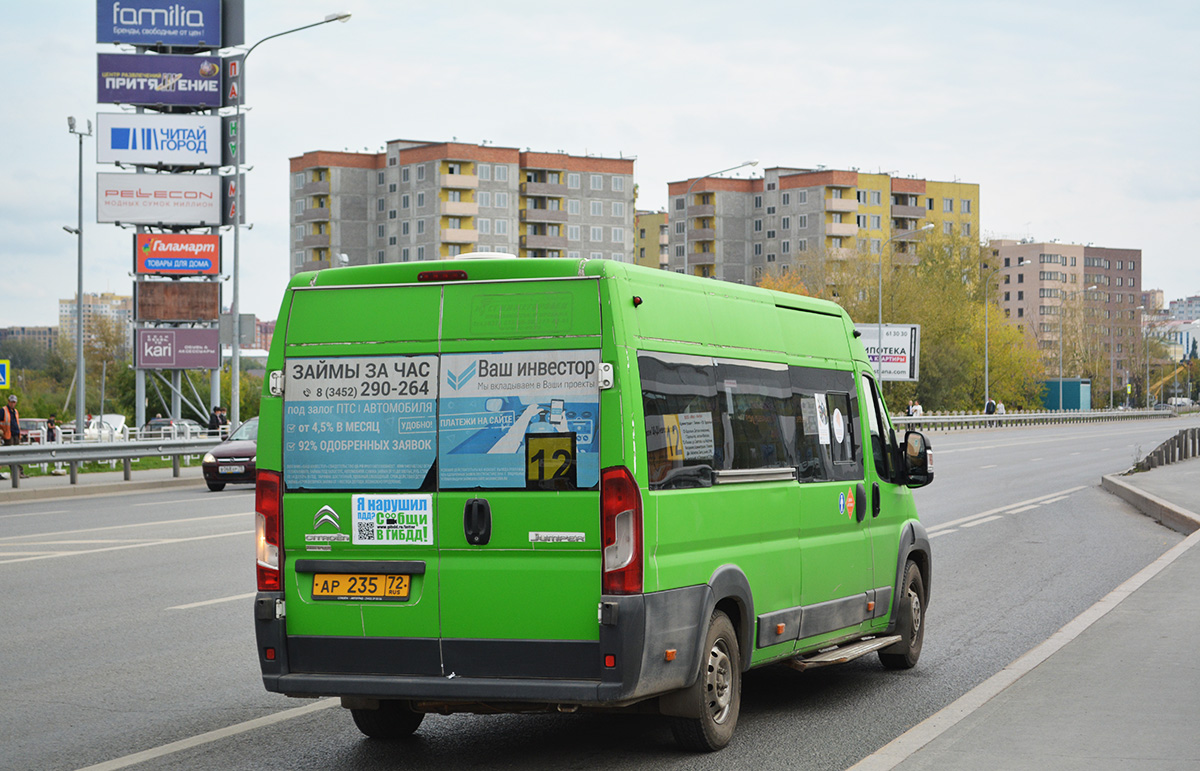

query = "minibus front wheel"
[350,699,425,740]
[668,610,742,752]
[879,560,926,670]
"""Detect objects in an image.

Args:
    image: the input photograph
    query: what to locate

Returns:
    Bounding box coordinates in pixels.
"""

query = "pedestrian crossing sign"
[0,359,8,388]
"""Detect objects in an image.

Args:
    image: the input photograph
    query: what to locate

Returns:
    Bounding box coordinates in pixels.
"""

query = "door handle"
[464,498,491,546]
[855,483,866,524]
[872,482,881,517]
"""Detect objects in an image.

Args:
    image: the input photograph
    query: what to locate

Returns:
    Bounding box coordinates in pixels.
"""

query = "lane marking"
[169,592,255,610]
[848,529,1200,771]
[1039,495,1069,505]
[928,529,956,538]
[0,509,69,520]
[960,515,1003,528]
[74,698,340,771]
[1029,457,1043,462]
[1006,504,1040,514]
[979,464,998,469]
[134,497,223,507]
[0,530,252,565]
[927,485,1086,533]
[0,512,249,542]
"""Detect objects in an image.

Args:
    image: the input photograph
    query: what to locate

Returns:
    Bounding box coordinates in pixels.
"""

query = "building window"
[388,236,397,246]
[871,239,881,254]
[591,252,604,260]
[590,200,603,216]
[857,214,867,228]
[797,191,807,204]
[377,171,385,185]
[1017,308,1024,318]
[754,219,763,232]
[782,192,790,205]
[402,167,410,183]
[377,198,385,212]
[612,201,625,217]
[478,164,491,181]
[416,220,425,235]
[294,200,304,214]
[479,219,491,235]
[417,245,425,260]
[377,224,385,238]
[388,209,397,220]
[766,230,775,239]
[870,214,881,229]
[568,250,581,259]
[417,192,426,208]
[675,197,685,210]
[478,191,491,207]
[830,237,842,248]
[926,197,934,210]
[494,192,508,208]
[401,221,410,235]
[495,219,508,235]
[675,245,685,257]
[766,253,775,262]
[567,172,580,189]
[402,247,410,261]
[494,165,508,181]
[568,224,580,241]
[675,221,685,235]
[294,225,303,241]
[963,222,972,237]
[590,226,603,241]
[388,156,397,167]
[754,195,763,208]
[294,173,304,189]
[797,238,807,252]
[943,222,953,235]
[612,227,624,242]
[943,198,953,212]
[754,243,763,256]
[416,165,425,181]
[857,190,868,204]
[1018,274,1024,283]
[797,215,808,228]
[782,216,790,229]
[612,177,624,192]
[830,188,842,199]
[590,174,603,190]
[871,190,882,205]
[961,199,972,213]
[389,183,397,193]
[566,199,580,215]
[401,194,410,209]
[782,240,790,254]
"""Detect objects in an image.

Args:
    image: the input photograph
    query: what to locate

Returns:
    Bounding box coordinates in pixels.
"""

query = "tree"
[756,271,810,297]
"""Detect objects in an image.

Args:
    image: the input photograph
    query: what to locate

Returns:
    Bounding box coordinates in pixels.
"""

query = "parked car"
[17,418,48,444]
[83,413,128,441]
[139,417,205,439]
[202,417,257,491]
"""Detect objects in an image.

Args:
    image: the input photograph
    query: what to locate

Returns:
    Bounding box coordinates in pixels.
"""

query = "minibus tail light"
[418,270,468,282]
[601,466,643,595]
[256,470,282,592]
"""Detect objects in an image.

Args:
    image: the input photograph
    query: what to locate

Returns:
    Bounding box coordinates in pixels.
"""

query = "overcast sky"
[3,0,1197,328]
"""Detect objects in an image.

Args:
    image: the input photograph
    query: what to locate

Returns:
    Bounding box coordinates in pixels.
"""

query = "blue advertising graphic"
[97,113,221,167]
[283,356,438,490]
[97,0,222,47]
[98,53,223,108]
[438,350,601,490]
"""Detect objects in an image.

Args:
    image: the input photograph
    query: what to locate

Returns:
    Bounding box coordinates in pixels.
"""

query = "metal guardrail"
[892,408,1177,431]
[0,437,221,488]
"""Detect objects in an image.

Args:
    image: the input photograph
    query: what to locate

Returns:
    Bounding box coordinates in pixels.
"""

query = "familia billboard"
[98,52,223,108]
[97,0,223,48]
[136,328,220,369]
[98,172,221,226]
[97,113,221,167]
[135,233,220,275]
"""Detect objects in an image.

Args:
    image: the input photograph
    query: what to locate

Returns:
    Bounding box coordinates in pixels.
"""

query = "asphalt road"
[1,416,1194,771]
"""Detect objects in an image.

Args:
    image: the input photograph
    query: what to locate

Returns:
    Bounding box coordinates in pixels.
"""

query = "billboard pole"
[229,12,351,431]
[67,116,92,437]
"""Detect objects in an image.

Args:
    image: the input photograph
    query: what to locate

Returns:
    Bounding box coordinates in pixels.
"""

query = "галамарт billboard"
[97,113,221,167]
[98,52,222,108]
[136,328,220,369]
[98,172,221,226]
[135,233,220,275]
[97,0,222,48]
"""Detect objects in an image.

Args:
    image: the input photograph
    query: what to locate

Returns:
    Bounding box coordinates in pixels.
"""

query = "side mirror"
[903,430,934,488]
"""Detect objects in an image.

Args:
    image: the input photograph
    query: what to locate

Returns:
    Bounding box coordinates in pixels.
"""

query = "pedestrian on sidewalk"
[2,394,26,477]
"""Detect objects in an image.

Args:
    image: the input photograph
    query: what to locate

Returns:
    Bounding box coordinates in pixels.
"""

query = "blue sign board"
[98,52,223,108]
[97,0,223,48]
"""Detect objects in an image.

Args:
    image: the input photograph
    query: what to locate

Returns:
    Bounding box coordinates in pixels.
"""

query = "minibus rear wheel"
[669,610,741,751]
[350,700,425,740]
[879,560,925,670]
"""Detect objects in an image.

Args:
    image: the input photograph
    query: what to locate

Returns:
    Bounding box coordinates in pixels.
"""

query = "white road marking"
[169,592,255,610]
[0,509,69,519]
[928,529,957,538]
[1029,457,1043,462]
[133,496,222,507]
[960,515,1004,528]
[0,530,252,565]
[927,485,1085,533]
[1006,504,1040,514]
[74,698,340,771]
[979,464,998,469]
[1039,495,1070,505]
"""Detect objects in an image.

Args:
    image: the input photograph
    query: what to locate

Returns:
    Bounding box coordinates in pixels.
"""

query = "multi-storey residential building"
[289,141,635,274]
[58,292,134,349]
[989,240,1143,387]
[1141,289,1165,314]
[0,326,58,353]
[1167,294,1200,321]
[255,318,276,352]
[634,210,668,269]
[665,167,979,285]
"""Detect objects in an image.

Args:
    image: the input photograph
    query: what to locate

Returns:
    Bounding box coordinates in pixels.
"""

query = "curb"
[1100,473,1200,534]
[0,475,207,505]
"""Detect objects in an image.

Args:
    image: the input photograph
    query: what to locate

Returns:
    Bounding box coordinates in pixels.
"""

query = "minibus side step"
[783,635,902,671]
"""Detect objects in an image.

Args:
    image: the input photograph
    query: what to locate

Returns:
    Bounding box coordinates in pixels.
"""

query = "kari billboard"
[98,53,223,108]
[135,233,220,275]
[136,328,220,369]
[97,113,221,167]
[97,0,222,47]
[98,172,221,226]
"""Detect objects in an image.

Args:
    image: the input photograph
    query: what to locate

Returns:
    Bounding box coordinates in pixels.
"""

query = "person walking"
[2,394,26,477]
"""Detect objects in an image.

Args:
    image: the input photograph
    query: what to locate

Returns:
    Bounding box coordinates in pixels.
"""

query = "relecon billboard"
[98,172,221,226]
[97,113,221,167]
[135,233,220,275]
[97,0,223,47]
[136,328,220,369]
[136,280,220,322]
[98,52,223,108]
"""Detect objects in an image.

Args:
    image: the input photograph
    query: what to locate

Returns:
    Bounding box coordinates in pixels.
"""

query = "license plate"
[312,573,410,601]
[218,465,245,474]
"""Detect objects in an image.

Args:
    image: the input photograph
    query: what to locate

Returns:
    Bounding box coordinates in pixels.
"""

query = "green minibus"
[254,255,933,751]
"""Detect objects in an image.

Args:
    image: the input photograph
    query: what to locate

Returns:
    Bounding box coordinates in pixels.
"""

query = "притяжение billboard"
[98,52,223,108]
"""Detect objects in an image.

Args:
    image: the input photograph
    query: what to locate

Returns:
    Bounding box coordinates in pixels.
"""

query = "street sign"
[0,359,8,389]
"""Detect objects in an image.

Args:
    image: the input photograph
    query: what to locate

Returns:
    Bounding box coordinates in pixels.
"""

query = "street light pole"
[982,257,1025,406]
[877,223,933,377]
[67,117,92,438]
[680,160,758,278]
[229,12,351,431]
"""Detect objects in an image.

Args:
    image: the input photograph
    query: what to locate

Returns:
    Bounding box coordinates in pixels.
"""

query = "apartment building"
[989,240,1143,384]
[1167,294,1200,321]
[0,326,58,353]
[634,210,669,269]
[58,292,134,349]
[289,140,635,274]
[665,167,979,285]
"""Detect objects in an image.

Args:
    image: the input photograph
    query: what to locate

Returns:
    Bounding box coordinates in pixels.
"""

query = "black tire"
[206,481,226,492]
[350,700,425,740]
[669,610,741,752]
[879,560,926,670]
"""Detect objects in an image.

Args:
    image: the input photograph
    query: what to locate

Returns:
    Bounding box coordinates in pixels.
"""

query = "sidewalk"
[852,459,1200,771]
[0,463,207,504]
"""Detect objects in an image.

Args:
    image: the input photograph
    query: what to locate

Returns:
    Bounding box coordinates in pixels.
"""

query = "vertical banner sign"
[222,54,244,108]
[222,173,243,226]
[220,114,243,166]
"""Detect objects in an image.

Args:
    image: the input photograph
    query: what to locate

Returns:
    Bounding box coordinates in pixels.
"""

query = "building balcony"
[301,181,330,195]
[520,208,569,223]
[685,204,716,217]
[520,181,567,197]
[441,173,479,189]
[825,198,858,213]
[891,204,926,219]
[301,234,331,248]
[301,207,330,221]
[520,234,568,249]
[688,251,716,266]
[688,228,716,240]
[442,200,479,217]
[826,222,858,238]
[441,228,479,244]
[891,253,921,266]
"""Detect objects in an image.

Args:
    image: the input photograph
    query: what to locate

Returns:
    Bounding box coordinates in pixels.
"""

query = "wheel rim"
[704,637,734,724]
[907,587,922,638]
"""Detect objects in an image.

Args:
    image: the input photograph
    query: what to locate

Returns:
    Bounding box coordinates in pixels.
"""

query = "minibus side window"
[862,374,897,482]
[714,361,791,472]
[639,353,721,490]
[789,367,862,483]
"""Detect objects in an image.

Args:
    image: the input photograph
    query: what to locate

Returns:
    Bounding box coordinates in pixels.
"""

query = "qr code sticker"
[356,521,375,542]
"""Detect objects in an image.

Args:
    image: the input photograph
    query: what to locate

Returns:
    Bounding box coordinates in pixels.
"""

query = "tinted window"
[640,352,720,490]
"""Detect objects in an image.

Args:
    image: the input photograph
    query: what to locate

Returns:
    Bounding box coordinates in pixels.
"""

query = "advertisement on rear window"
[439,350,601,490]
[283,356,438,490]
